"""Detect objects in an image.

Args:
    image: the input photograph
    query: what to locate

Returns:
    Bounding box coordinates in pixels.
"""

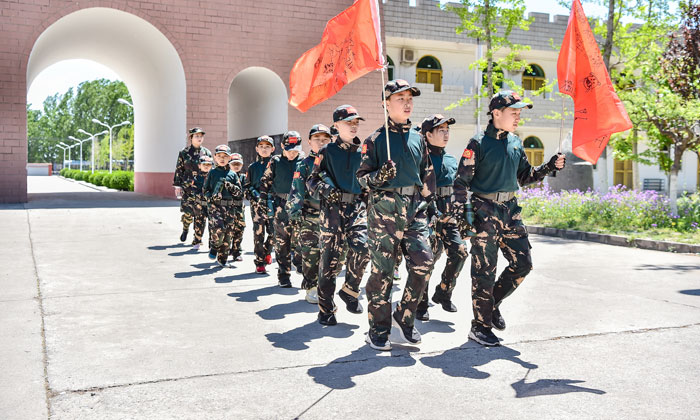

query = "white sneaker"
[192,244,200,250]
[305,287,319,304]
[393,269,400,280]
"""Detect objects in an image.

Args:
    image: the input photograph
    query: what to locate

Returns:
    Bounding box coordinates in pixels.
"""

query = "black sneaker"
[278,278,292,288]
[365,332,391,351]
[318,312,337,326]
[492,308,506,331]
[338,289,363,314]
[391,311,421,344]
[179,230,188,242]
[416,308,429,321]
[432,293,457,312]
[468,325,500,346]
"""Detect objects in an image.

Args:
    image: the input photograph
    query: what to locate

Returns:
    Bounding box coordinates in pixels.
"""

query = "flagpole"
[559,96,565,153]
[380,67,392,162]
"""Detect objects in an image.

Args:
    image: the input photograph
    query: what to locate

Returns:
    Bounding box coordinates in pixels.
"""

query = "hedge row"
[59,168,134,191]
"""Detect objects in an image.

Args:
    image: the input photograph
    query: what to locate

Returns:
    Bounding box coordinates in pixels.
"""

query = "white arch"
[27,7,186,185]
[228,67,288,141]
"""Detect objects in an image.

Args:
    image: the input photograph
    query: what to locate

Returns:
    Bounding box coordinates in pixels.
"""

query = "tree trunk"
[485,0,494,97]
[603,0,615,70]
[669,150,683,216]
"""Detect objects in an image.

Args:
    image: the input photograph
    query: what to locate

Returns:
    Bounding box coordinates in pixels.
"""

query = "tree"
[611,1,699,214]
[442,0,535,112]
[27,79,133,168]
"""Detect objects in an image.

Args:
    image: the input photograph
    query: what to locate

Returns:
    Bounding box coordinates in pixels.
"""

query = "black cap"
[309,124,332,138]
[282,131,302,152]
[332,105,365,122]
[421,114,456,135]
[383,79,421,99]
[189,127,205,136]
[488,90,533,113]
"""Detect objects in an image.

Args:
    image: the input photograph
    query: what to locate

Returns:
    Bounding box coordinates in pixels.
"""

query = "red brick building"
[0,0,386,202]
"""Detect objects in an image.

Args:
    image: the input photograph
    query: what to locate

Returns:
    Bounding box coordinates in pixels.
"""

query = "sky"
[25,0,664,111]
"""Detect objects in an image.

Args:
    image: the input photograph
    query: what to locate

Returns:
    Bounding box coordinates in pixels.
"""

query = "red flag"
[557,0,632,164]
[289,0,384,112]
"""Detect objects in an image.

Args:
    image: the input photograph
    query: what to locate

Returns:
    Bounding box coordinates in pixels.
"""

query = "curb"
[526,225,700,255]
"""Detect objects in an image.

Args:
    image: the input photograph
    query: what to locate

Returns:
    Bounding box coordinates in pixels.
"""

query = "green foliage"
[27,79,133,168]
[105,171,133,191]
[442,0,534,112]
[89,171,108,186]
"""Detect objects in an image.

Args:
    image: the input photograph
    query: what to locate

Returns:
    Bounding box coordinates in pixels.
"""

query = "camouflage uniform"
[229,155,246,260]
[418,115,468,315]
[173,142,211,233]
[192,156,214,247]
[286,127,329,291]
[243,148,274,267]
[308,132,370,316]
[204,151,243,265]
[259,132,303,284]
[454,93,562,331]
[357,112,436,341]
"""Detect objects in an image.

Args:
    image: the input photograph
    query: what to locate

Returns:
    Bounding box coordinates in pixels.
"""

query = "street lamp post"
[92,119,131,173]
[68,135,91,171]
[58,142,72,169]
[57,144,68,170]
[77,129,108,173]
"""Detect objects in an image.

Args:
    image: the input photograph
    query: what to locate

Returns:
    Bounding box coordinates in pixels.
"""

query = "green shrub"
[59,168,68,176]
[102,173,114,188]
[89,171,108,186]
[108,171,132,191]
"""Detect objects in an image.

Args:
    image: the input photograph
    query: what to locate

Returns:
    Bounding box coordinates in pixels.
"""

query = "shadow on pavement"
[511,369,606,398]
[215,272,264,283]
[635,264,700,271]
[415,318,456,335]
[227,285,299,302]
[679,289,700,296]
[256,299,318,320]
[420,343,537,379]
[308,345,417,389]
[25,191,178,209]
[266,321,359,351]
[174,263,220,278]
[148,243,189,251]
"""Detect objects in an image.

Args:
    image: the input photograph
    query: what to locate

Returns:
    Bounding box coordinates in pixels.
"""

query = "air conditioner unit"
[401,48,417,64]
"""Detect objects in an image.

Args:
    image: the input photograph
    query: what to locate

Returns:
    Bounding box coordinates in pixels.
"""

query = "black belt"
[213,198,242,206]
[304,201,320,210]
[436,186,453,197]
[380,185,418,196]
[475,191,516,203]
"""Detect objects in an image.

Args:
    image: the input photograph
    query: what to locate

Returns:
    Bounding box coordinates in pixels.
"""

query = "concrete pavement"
[2,176,699,419]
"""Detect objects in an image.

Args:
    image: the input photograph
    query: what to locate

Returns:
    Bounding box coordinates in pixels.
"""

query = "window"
[614,158,634,189]
[482,67,504,92]
[522,64,545,91]
[523,136,544,166]
[387,56,394,81]
[416,55,442,92]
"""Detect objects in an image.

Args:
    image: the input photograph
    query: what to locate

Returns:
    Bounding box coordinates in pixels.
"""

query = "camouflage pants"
[229,205,245,258]
[299,207,321,290]
[470,195,532,328]
[250,200,274,266]
[418,218,468,311]
[292,221,302,271]
[318,201,370,315]
[366,191,433,339]
[208,202,236,265]
[180,190,197,231]
[273,196,293,281]
[192,196,208,245]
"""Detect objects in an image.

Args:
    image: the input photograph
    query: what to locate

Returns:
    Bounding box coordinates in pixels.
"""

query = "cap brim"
[340,115,365,122]
[257,140,274,146]
[508,102,533,109]
[386,86,421,98]
[284,145,302,152]
[436,117,456,126]
[231,159,243,164]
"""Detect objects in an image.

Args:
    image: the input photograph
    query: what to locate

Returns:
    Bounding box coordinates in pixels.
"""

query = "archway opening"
[228,67,288,166]
[27,7,186,197]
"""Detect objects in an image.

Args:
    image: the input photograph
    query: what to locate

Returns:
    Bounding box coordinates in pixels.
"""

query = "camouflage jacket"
[307,137,365,201]
[173,145,211,190]
[356,118,435,197]
[286,151,320,221]
[243,156,271,203]
[203,165,242,200]
[453,123,554,204]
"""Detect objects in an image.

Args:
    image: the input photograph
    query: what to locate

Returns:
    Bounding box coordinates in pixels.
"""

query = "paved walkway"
[2,176,699,419]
